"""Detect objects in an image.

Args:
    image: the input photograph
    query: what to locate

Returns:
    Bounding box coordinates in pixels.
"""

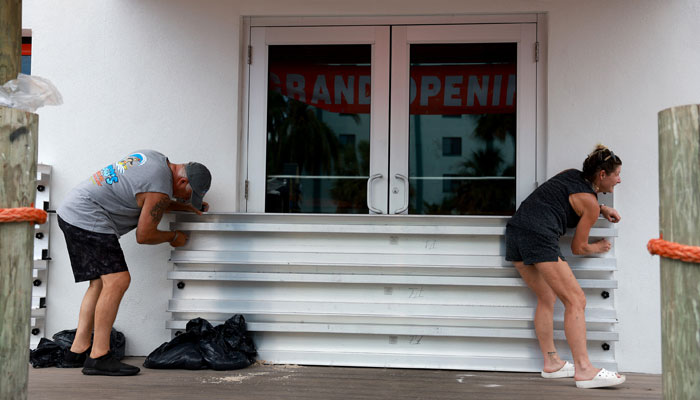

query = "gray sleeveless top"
[507,169,596,238]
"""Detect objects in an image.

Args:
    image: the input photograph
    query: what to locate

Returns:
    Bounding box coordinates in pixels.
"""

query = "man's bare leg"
[89,271,130,358]
[70,279,103,354]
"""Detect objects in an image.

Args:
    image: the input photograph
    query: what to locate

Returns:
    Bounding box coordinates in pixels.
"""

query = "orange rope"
[0,207,48,224]
[648,234,700,264]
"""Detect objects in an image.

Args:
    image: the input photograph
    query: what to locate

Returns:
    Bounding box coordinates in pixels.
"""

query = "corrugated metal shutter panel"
[168,213,618,371]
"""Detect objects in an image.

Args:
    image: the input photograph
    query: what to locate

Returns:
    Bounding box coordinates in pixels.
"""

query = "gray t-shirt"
[57,150,173,236]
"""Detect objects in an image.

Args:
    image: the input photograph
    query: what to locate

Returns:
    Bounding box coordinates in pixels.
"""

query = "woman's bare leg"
[534,258,620,381]
[514,261,565,372]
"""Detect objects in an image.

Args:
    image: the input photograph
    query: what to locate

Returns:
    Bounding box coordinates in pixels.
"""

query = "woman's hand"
[600,205,621,223]
[593,238,612,253]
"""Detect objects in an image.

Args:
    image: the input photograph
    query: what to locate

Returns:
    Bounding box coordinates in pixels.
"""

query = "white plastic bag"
[0,73,63,112]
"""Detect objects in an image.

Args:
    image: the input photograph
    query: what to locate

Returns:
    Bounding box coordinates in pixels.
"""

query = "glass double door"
[248,24,536,215]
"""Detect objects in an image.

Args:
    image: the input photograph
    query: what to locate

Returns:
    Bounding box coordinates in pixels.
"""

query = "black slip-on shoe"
[61,348,89,368]
[82,352,140,376]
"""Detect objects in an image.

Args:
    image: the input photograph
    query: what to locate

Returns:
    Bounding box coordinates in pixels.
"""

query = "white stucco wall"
[22,0,700,373]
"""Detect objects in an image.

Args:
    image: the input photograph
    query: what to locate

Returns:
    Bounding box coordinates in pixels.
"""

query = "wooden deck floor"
[28,357,661,400]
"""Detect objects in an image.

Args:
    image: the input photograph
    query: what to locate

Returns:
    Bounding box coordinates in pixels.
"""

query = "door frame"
[389,24,537,214]
[246,26,390,213]
[239,15,547,214]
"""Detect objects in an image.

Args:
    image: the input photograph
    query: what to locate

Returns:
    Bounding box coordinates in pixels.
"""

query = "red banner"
[269,63,516,115]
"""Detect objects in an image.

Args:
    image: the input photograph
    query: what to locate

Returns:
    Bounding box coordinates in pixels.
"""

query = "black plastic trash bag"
[29,328,126,368]
[143,314,256,370]
[53,328,126,360]
[201,315,257,370]
[29,338,63,368]
[141,323,208,370]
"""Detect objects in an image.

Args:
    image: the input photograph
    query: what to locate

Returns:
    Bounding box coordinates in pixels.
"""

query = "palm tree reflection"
[266,91,368,213]
[420,113,516,215]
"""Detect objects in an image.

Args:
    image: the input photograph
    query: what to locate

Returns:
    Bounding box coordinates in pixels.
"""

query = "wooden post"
[0,108,38,400]
[0,2,35,400]
[658,104,700,399]
[0,0,22,85]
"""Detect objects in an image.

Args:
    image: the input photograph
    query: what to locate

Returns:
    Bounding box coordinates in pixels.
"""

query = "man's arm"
[166,200,209,214]
[135,192,187,246]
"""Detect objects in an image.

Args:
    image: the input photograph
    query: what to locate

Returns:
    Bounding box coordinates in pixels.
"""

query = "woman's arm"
[569,193,612,255]
[600,205,621,223]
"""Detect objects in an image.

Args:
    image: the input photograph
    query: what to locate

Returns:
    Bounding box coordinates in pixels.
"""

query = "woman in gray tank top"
[505,145,624,389]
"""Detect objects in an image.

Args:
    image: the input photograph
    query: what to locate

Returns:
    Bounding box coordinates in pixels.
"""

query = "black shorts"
[57,215,128,282]
[505,225,565,265]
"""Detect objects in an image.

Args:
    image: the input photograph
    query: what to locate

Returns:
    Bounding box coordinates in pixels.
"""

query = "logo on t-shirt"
[90,152,148,186]
[116,153,147,173]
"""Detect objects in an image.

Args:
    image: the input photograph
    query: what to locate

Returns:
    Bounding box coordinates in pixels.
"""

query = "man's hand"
[167,200,209,215]
[169,230,188,247]
[601,205,621,223]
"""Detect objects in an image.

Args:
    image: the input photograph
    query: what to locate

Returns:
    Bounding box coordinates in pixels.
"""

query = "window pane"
[408,43,517,215]
[265,45,371,213]
[442,137,462,156]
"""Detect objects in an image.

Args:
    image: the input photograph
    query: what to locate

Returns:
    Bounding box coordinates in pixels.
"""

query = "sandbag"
[29,328,126,368]
[53,328,126,360]
[143,315,256,370]
[29,338,63,368]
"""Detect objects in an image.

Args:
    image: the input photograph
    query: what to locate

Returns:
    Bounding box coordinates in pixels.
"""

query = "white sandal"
[541,361,575,378]
[575,368,626,389]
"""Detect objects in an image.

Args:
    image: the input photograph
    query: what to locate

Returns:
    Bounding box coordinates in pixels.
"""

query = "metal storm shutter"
[167,213,618,371]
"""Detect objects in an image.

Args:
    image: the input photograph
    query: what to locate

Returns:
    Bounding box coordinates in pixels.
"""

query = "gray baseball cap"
[185,162,211,210]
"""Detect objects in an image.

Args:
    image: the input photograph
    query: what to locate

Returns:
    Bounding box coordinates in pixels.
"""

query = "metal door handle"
[393,173,409,214]
[367,173,383,214]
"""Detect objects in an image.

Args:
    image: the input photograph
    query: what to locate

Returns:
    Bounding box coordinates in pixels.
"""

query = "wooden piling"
[0,0,22,85]
[0,1,35,400]
[658,104,700,399]
[0,107,38,400]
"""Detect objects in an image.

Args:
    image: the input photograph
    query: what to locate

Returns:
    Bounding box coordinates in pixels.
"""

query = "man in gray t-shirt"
[56,150,211,376]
